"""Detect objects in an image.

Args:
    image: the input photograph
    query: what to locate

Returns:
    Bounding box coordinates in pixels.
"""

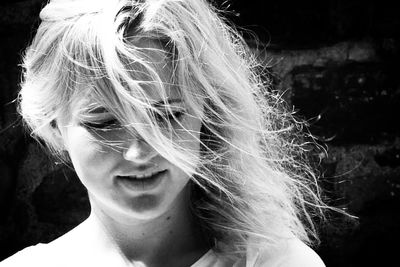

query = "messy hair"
[19,0,327,258]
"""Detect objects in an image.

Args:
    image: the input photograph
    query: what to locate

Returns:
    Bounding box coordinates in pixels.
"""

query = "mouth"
[116,170,167,192]
[120,170,165,180]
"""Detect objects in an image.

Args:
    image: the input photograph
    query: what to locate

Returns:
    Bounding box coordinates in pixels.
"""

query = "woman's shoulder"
[0,218,128,267]
[0,243,55,267]
[0,221,90,266]
[250,237,326,267]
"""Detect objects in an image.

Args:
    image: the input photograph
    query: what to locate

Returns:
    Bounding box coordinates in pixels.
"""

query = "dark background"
[1,1,399,266]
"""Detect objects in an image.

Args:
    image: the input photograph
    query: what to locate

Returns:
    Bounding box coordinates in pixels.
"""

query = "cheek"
[176,117,202,152]
[64,127,116,179]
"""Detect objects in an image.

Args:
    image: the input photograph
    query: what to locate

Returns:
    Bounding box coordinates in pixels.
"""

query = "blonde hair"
[19,0,327,258]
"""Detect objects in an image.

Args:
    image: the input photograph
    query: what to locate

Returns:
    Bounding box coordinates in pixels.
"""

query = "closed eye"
[82,118,120,130]
[155,110,185,125]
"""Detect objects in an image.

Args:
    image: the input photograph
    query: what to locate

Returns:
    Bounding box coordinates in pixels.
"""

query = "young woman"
[2,0,327,266]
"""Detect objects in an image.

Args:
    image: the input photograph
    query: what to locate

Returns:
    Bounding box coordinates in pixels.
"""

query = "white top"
[0,240,325,267]
[0,219,325,267]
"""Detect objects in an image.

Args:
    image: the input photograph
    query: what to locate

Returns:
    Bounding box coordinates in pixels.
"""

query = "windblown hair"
[19,0,327,258]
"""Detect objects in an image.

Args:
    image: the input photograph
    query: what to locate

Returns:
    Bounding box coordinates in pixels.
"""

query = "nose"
[123,138,158,164]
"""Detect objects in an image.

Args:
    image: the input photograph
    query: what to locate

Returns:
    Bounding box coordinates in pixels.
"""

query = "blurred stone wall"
[0,1,399,266]
[258,42,400,267]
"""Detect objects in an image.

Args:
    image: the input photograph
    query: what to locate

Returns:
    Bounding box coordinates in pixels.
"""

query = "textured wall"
[0,1,399,266]
[259,42,400,267]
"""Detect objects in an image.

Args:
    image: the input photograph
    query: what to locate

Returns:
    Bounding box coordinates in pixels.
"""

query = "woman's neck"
[87,190,210,266]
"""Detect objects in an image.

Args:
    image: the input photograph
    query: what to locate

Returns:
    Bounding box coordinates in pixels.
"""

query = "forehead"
[129,38,179,101]
[72,38,181,111]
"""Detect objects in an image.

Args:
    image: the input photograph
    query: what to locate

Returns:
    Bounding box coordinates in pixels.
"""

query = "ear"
[50,119,67,150]
[50,119,57,128]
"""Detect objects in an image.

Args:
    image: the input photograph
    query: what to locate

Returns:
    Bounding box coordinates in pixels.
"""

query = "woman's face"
[59,40,202,221]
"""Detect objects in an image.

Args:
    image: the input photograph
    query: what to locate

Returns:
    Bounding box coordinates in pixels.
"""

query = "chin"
[115,193,177,221]
[126,194,163,217]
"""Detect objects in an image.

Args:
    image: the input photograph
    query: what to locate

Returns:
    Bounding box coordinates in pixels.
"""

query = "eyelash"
[155,110,185,125]
[82,119,120,130]
[82,111,185,130]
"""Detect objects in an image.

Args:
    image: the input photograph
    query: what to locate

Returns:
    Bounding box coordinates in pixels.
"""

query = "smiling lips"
[116,170,166,191]
[119,170,165,180]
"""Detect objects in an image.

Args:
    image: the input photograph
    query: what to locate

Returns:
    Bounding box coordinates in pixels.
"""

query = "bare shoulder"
[254,238,326,267]
[0,244,48,267]
[1,218,130,267]
[0,220,89,267]
[277,238,325,267]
